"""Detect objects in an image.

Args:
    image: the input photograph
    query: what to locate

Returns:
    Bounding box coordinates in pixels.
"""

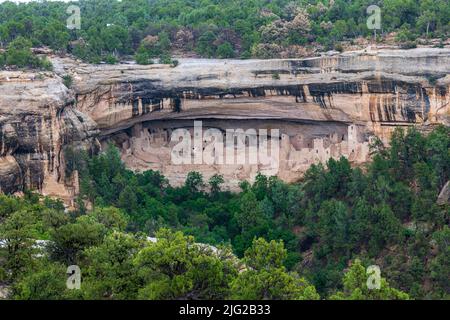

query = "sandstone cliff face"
[0,71,98,199]
[1,48,449,195]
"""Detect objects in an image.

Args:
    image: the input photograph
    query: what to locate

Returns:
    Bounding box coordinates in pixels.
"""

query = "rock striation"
[1,48,450,196]
[0,71,98,200]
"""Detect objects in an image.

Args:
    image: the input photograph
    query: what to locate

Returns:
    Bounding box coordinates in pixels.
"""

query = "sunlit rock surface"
[1,48,449,196]
[437,181,450,205]
[0,71,98,200]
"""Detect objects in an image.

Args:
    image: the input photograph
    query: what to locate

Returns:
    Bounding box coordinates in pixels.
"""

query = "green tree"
[235,191,266,232]
[329,259,410,300]
[81,231,144,299]
[49,215,106,264]
[216,42,234,58]
[185,171,205,194]
[2,36,52,70]
[12,261,69,300]
[134,229,238,300]
[134,43,153,65]
[208,174,224,195]
[230,238,319,300]
[316,200,350,255]
[196,31,217,57]
[429,227,450,298]
[0,210,39,280]
[89,207,128,231]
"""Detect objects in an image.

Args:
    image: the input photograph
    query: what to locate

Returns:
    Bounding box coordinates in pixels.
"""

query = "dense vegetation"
[0,0,448,65]
[0,36,52,70]
[1,126,448,299]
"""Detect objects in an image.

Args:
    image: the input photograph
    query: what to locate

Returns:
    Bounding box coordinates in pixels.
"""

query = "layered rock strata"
[1,48,449,195]
[0,71,98,200]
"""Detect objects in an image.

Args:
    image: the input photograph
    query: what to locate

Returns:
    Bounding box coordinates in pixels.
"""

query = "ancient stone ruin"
[1,48,449,200]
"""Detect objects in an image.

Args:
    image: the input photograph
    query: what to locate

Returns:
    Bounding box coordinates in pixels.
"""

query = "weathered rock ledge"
[1,48,449,197]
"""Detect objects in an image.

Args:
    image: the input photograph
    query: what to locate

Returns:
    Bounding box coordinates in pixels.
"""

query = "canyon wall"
[0,71,98,201]
[1,48,449,196]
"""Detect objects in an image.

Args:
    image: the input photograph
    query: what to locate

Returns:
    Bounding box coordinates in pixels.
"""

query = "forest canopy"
[0,0,448,65]
[1,126,448,299]
[0,0,449,301]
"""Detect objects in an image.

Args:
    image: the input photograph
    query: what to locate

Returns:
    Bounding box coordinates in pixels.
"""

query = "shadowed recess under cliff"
[0,48,449,198]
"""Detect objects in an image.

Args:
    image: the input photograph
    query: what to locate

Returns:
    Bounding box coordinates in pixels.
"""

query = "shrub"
[62,75,73,89]
[105,54,118,64]
[1,37,53,70]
